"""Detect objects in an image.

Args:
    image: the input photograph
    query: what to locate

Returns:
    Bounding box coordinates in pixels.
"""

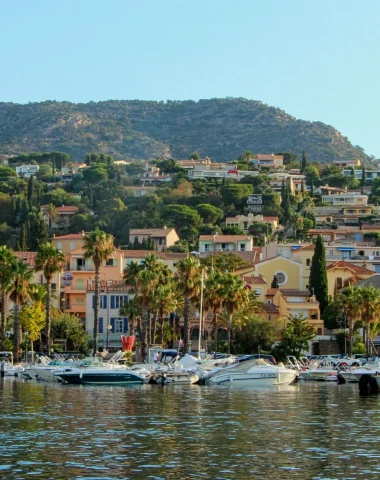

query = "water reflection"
[0,378,380,479]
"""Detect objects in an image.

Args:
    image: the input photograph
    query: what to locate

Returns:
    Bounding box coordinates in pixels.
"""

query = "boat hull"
[205,370,297,386]
[57,371,144,385]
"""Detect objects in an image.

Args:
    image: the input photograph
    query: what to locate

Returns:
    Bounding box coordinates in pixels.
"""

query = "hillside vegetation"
[0,98,369,163]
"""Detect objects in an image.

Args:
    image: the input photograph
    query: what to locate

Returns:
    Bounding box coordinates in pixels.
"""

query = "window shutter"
[123,295,128,305]
[110,295,115,309]
[123,317,128,333]
[104,295,107,309]
[114,259,118,266]
[110,318,115,332]
[99,317,104,333]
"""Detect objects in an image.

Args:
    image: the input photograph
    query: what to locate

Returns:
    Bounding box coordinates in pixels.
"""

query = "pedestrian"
[154,351,161,363]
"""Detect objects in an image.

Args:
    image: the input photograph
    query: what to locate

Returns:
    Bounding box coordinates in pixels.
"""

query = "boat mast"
[198,269,205,359]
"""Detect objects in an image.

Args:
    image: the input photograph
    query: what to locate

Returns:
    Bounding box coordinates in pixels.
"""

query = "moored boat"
[204,358,298,386]
[55,365,146,385]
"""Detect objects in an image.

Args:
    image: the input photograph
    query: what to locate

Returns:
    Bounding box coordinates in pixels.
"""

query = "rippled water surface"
[1,378,380,479]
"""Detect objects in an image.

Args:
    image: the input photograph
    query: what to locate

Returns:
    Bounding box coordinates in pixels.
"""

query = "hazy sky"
[1,0,379,156]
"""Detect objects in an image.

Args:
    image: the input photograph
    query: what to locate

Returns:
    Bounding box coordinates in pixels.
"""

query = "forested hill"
[0,98,370,163]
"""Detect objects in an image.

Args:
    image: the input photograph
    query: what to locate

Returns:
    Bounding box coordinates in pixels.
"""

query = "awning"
[291,246,302,250]
[337,247,355,252]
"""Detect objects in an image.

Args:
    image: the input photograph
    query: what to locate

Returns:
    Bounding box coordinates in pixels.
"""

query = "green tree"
[83,228,115,355]
[162,205,202,239]
[220,273,248,354]
[19,302,46,352]
[189,152,201,160]
[195,204,224,224]
[234,316,281,354]
[0,247,17,350]
[274,314,315,360]
[309,235,328,315]
[361,166,366,193]
[35,243,65,355]
[28,212,49,249]
[176,256,202,353]
[221,184,253,206]
[271,275,279,289]
[301,151,308,173]
[9,260,34,362]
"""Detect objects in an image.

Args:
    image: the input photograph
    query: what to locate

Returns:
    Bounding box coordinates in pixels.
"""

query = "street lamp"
[106,324,112,352]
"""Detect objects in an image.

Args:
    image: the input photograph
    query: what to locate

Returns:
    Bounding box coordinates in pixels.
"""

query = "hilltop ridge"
[0,98,370,162]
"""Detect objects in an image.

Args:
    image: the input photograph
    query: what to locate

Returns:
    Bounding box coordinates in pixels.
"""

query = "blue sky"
[1,0,379,157]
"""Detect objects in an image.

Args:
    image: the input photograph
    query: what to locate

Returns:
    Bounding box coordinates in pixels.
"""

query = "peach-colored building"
[62,247,124,322]
[52,232,86,254]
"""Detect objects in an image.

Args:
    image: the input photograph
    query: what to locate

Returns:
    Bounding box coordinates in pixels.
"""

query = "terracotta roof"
[326,261,374,275]
[122,250,186,261]
[53,233,85,240]
[280,289,311,296]
[200,235,252,242]
[56,206,79,213]
[14,251,36,266]
[244,276,267,285]
[263,216,278,221]
[262,303,279,314]
[129,228,177,238]
[297,245,315,251]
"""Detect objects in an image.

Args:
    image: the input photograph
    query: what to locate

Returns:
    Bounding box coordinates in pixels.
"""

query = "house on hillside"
[198,234,253,254]
[41,204,79,229]
[129,228,179,251]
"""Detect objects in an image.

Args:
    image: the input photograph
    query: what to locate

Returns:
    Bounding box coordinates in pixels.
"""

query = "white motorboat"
[204,358,298,386]
[55,364,147,385]
[0,351,24,376]
[340,360,380,383]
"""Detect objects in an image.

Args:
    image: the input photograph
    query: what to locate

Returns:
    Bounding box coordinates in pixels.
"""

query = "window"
[76,297,84,305]
[267,300,272,304]
[275,272,286,286]
[70,242,76,250]
[254,288,261,295]
[243,222,248,230]
[317,328,323,335]
[158,238,164,245]
[306,259,311,267]
[336,277,343,290]
[105,258,115,266]
[329,250,334,255]
[114,318,124,333]
[306,284,309,290]
[93,295,107,309]
[57,242,62,251]
[110,295,128,309]
[75,279,85,290]
[240,243,246,251]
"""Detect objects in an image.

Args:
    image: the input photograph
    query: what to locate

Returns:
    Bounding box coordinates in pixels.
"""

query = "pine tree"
[309,235,328,315]
[301,151,308,172]
[271,275,279,289]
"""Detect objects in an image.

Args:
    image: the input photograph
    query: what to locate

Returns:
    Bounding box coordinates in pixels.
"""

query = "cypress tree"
[271,275,279,289]
[310,175,314,198]
[309,235,328,315]
[361,166,366,193]
[301,151,308,172]
[17,223,28,251]
[301,180,305,194]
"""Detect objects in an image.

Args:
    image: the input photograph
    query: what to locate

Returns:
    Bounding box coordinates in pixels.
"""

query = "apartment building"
[129,228,179,251]
[199,234,253,254]
[225,213,279,232]
[15,164,39,178]
[251,154,284,170]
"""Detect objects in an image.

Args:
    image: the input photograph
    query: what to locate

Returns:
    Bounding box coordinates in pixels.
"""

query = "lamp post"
[106,324,112,352]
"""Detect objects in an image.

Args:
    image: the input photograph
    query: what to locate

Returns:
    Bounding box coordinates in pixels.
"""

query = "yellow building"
[326,261,374,298]
[267,289,323,334]
[254,256,303,290]
[52,232,86,254]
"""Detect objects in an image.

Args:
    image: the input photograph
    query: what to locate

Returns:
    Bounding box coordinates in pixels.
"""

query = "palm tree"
[35,243,65,356]
[9,260,34,362]
[358,286,380,355]
[204,270,224,353]
[0,246,17,350]
[219,273,247,354]
[336,286,362,356]
[119,297,141,337]
[176,256,201,353]
[83,228,115,355]
[45,203,58,229]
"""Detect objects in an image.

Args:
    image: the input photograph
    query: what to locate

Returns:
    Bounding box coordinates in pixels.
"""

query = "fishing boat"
[204,358,298,386]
